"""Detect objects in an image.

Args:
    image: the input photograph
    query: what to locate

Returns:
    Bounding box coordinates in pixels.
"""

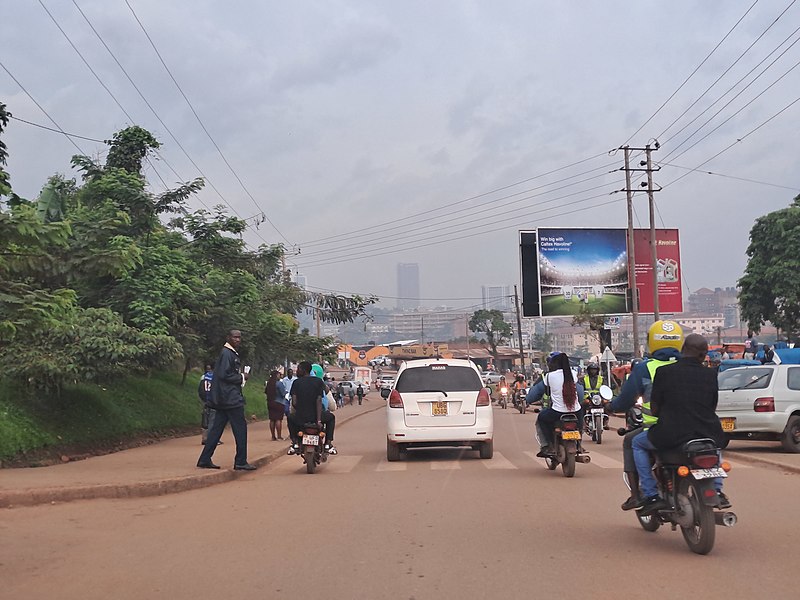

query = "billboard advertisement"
[632,228,683,314]
[519,228,682,317]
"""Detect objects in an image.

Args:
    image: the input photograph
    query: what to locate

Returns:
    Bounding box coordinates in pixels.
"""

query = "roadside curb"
[724,450,800,475]
[1,403,385,509]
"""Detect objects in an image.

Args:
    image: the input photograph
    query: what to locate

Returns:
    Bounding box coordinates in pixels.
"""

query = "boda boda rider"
[634,333,729,514]
[527,352,584,457]
[287,361,337,456]
[606,321,683,511]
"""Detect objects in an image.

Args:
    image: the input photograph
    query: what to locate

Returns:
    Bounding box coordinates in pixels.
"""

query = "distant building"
[397,263,420,310]
[482,285,511,311]
[687,287,738,315]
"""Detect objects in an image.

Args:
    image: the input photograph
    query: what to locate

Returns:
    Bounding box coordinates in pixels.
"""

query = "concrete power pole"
[514,286,525,374]
[622,147,640,358]
[644,143,661,321]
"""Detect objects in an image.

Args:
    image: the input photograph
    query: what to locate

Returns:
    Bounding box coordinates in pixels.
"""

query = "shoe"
[637,495,670,516]
[717,492,732,509]
[621,496,644,511]
[325,444,338,455]
[234,463,257,471]
[197,462,221,469]
[287,444,299,456]
[535,447,552,458]
[217,440,224,445]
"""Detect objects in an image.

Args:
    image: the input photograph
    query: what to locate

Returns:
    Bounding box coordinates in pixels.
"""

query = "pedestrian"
[348,385,355,405]
[196,330,256,471]
[265,370,285,441]
[761,344,774,364]
[198,363,222,446]
[336,381,345,408]
[356,383,365,405]
[280,367,297,418]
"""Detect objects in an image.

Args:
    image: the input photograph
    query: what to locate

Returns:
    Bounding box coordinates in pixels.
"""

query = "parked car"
[716,364,800,453]
[369,355,391,367]
[386,358,493,461]
[481,371,504,385]
[379,375,396,389]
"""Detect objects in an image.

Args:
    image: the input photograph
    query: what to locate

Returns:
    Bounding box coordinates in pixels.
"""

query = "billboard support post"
[623,147,640,357]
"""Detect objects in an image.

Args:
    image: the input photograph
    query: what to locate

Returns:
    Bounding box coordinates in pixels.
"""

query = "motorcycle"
[584,385,613,444]
[297,421,330,474]
[622,437,736,555]
[616,397,644,435]
[513,386,528,414]
[534,409,591,477]
[498,386,509,409]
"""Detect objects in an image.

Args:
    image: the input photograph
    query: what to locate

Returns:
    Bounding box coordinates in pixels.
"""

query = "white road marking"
[483,451,517,469]
[583,451,624,469]
[523,451,541,462]
[323,455,363,474]
[430,461,462,470]
[375,460,408,472]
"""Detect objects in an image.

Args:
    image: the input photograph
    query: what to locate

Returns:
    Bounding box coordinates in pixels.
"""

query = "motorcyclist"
[512,373,526,405]
[527,352,585,457]
[287,361,337,456]
[582,362,610,430]
[606,321,682,511]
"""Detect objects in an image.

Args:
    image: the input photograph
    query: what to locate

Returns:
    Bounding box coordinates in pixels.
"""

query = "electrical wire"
[119,0,291,246]
[661,162,799,191]
[9,114,104,143]
[301,283,490,301]
[623,0,760,145]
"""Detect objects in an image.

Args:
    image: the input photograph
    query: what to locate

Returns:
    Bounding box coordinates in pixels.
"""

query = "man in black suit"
[647,333,729,508]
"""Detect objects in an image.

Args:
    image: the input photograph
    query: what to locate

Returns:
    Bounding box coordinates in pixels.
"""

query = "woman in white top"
[535,353,582,457]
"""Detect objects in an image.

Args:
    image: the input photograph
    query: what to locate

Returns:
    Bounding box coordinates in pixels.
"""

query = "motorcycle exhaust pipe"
[577,455,591,464]
[714,512,737,527]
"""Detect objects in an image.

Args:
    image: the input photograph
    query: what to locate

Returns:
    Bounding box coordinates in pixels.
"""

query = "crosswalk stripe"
[323,455,362,474]
[484,451,517,469]
[375,460,407,472]
[584,451,624,469]
[430,461,461,470]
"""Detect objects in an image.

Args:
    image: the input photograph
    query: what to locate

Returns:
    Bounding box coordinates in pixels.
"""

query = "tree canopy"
[0,113,376,391]
[468,309,512,363]
[738,194,800,339]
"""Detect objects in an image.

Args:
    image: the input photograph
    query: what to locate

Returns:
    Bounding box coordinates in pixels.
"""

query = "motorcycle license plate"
[561,431,581,440]
[591,408,604,414]
[720,418,735,432]
[432,401,448,416]
[691,467,727,480]
[302,435,320,446]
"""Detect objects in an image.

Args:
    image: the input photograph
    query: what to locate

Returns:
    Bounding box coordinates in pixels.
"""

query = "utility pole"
[619,142,662,328]
[514,286,525,375]
[421,315,424,345]
[466,318,470,360]
[623,146,640,358]
[644,144,660,320]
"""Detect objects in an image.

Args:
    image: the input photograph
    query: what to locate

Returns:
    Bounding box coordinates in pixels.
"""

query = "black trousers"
[198,405,248,466]
[287,411,336,443]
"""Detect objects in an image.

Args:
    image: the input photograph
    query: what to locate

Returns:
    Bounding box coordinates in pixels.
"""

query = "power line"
[299,152,610,247]
[119,0,291,246]
[9,114,104,143]
[301,283,488,302]
[623,0,759,145]
[662,162,799,191]
[656,0,797,142]
[0,60,85,155]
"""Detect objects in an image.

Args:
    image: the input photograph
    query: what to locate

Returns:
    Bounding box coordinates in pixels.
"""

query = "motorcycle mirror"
[599,385,613,400]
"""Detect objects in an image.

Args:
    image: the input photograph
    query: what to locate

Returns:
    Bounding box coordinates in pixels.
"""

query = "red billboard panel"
[633,229,683,314]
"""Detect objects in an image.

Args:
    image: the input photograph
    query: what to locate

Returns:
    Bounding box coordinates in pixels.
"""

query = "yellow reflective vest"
[641,359,673,429]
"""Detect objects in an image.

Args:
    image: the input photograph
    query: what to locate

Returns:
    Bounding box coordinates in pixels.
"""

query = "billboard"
[519,228,682,317]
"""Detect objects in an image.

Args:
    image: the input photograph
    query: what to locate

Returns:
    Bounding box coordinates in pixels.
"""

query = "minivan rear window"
[396,365,482,393]
[718,367,773,391]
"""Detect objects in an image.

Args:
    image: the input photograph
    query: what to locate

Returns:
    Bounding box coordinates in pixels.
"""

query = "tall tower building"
[397,263,420,310]
[482,284,511,311]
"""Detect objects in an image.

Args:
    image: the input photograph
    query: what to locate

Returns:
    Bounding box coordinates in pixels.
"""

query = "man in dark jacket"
[644,333,730,509]
[197,330,256,470]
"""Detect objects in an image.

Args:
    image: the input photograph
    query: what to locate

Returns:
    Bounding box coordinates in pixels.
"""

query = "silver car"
[716,364,800,453]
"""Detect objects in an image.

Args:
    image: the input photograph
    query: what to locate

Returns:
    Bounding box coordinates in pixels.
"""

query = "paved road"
[2,406,798,600]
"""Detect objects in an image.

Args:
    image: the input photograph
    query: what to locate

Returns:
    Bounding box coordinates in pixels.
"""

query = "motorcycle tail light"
[476,388,491,407]
[319,431,325,438]
[704,489,717,498]
[677,466,690,477]
[563,422,578,431]
[388,389,404,408]
[754,397,774,412]
[721,461,732,472]
[692,454,719,469]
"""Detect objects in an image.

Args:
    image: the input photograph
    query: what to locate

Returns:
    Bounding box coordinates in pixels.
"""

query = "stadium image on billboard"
[537,228,628,317]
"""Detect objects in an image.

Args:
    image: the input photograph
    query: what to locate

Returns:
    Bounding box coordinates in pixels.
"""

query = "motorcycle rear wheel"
[305,449,316,474]
[678,480,716,555]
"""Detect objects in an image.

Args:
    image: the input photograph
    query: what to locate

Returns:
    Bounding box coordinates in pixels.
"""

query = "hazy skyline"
[2,1,799,310]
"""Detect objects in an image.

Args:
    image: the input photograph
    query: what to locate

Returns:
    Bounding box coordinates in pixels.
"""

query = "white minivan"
[386,358,494,461]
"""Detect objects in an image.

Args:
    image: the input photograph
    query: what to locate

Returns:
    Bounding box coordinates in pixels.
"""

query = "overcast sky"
[2,1,799,310]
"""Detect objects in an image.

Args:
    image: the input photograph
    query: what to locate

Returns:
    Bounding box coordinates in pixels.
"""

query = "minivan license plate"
[720,418,735,432]
[432,401,448,416]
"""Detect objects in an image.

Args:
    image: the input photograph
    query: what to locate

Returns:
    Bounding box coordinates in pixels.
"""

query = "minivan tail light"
[754,397,774,412]
[388,389,404,408]
[476,387,491,407]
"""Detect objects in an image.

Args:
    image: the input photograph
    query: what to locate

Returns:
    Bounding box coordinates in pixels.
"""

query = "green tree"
[532,332,555,364]
[469,309,512,364]
[739,194,800,338]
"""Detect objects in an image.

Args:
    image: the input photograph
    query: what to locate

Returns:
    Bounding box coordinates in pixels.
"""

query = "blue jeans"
[633,430,724,498]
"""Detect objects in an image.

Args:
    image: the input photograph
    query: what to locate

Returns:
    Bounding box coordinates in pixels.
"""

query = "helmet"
[311,363,325,378]
[586,362,599,372]
[548,351,562,360]
[647,320,684,353]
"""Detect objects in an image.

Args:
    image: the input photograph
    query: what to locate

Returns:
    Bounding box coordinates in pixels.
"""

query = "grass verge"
[0,371,268,466]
